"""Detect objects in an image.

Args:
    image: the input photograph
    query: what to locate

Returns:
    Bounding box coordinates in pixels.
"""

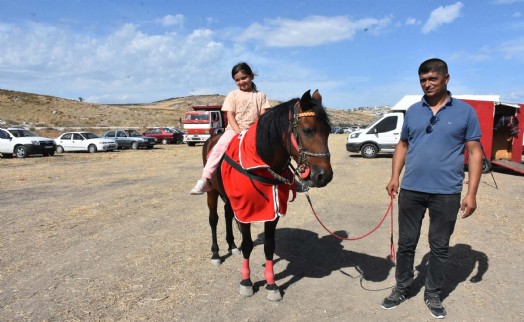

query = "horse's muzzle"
[307,167,333,188]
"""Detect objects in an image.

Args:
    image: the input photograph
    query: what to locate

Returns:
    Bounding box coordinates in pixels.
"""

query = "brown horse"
[201,90,333,301]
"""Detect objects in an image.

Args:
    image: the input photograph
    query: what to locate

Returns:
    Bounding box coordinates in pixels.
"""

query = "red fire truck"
[183,105,227,146]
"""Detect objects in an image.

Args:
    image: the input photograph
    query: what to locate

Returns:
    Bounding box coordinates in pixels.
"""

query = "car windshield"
[9,129,38,137]
[164,128,174,133]
[127,130,142,137]
[82,132,100,139]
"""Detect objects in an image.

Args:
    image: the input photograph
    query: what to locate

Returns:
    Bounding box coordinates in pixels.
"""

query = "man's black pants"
[395,189,461,296]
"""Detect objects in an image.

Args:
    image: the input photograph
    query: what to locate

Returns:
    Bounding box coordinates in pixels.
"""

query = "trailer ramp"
[490,159,524,175]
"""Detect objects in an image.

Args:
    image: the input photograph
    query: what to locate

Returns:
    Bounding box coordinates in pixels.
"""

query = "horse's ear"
[300,90,312,109]
[312,90,322,104]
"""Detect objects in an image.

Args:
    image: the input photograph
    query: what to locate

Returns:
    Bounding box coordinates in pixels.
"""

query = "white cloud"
[422,2,464,34]
[0,21,232,103]
[405,17,419,25]
[499,37,524,60]
[157,14,184,27]
[237,15,392,48]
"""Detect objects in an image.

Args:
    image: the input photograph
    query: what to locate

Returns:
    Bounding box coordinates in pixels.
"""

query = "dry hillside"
[0,89,377,136]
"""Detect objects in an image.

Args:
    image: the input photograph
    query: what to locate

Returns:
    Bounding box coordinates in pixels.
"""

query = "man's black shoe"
[425,293,447,319]
[381,288,408,309]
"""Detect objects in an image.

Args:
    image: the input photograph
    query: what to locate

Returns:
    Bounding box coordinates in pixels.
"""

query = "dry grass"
[0,88,376,137]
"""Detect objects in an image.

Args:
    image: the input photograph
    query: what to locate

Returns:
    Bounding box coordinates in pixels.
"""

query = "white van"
[346,94,506,158]
[346,95,420,158]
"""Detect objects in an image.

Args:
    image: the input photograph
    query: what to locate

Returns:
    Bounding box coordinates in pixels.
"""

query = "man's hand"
[386,179,399,198]
[460,193,477,218]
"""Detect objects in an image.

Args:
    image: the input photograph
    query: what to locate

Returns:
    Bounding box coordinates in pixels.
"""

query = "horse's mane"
[256,97,331,162]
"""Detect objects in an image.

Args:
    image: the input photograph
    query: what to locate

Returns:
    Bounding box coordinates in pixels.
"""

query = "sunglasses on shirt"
[426,116,439,134]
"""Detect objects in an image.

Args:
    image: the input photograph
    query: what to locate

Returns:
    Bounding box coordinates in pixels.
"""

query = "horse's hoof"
[231,248,241,256]
[210,258,221,267]
[267,289,282,302]
[266,284,282,302]
[239,284,254,297]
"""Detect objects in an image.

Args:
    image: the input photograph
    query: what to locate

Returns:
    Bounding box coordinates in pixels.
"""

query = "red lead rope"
[304,193,396,263]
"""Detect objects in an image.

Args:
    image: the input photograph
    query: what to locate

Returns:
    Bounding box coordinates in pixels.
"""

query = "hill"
[0,89,377,135]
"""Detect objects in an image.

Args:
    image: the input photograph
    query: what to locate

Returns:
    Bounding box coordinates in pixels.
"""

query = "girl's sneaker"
[190,179,212,195]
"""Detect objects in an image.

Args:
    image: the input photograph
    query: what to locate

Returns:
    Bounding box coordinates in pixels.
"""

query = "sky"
[0,0,523,109]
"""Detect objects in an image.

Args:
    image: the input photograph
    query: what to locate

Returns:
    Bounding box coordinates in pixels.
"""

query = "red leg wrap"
[241,259,250,280]
[264,260,275,285]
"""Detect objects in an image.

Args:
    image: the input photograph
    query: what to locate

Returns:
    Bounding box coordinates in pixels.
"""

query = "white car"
[55,132,117,153]
[0,127,56,158]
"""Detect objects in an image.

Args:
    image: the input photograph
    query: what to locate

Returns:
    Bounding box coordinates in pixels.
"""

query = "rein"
[301,188,397,262]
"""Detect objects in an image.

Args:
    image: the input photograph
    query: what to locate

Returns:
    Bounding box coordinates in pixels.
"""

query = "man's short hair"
[418,58,448,76]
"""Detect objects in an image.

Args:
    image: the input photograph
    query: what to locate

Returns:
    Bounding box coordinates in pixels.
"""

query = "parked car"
[171,128,185,144]
[0,127,56,158]
[331,127,344,134]
[142,127,184,145]
[55,132,117,153]
[101,129,156,149]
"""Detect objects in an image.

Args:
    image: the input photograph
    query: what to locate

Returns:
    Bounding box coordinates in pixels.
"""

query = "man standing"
[381,58,483,319]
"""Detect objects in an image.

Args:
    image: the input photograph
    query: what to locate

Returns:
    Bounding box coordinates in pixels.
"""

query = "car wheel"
[187,142,196,147]
[14,145,29,158]
[162,139,168,145]
[361,143,378,158]
[56,145,64,153]
[131,141,139,150]
[88,144,97,153]
[44,151,55,157]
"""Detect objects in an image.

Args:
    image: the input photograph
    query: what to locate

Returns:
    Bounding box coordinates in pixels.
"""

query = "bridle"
[288,100,331,174]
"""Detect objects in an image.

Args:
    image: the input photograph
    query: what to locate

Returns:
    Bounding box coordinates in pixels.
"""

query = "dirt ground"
[1,134,523,321]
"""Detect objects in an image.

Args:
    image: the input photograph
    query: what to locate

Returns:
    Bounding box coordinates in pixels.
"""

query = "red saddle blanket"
[221,122,292,223]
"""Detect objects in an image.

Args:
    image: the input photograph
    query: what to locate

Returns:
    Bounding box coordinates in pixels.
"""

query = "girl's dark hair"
[418,58,448,76]
[231,62,257,90]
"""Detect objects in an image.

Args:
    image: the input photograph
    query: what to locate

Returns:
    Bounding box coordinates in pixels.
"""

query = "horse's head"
[290,90,333,188]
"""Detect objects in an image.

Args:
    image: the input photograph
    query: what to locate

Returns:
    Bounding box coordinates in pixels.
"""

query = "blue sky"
[0,0,523,109]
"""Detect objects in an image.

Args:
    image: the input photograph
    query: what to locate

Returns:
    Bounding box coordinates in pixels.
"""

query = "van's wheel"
[131,141,139,150]
[15,145,29,158]
[482,158,492,174]
[361,143,378,158]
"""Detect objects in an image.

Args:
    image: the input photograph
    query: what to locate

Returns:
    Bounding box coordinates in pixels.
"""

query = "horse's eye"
[302,127,314,136]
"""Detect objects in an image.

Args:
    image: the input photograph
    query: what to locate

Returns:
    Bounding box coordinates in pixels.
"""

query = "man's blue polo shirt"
[400,94,482,194]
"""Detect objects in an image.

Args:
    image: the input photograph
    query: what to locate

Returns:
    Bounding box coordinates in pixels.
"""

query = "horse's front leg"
[224,202,240,255]
[239,222,254,297]
[264,218,282,301]
[207,191,221,266]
